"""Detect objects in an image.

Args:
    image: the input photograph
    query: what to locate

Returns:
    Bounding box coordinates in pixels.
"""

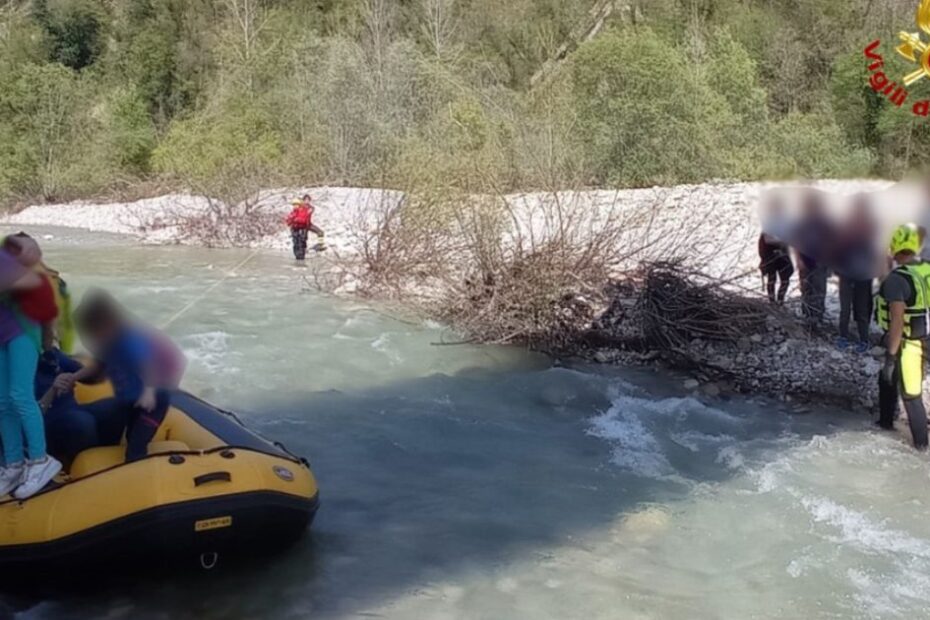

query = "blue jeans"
[0,332,45,465]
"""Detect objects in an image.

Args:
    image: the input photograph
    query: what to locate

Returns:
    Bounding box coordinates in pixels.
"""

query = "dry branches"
[636,261,772,352]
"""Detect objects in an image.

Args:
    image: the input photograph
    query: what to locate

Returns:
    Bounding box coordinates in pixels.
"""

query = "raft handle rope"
[200,552,219,570]
[160,248,260,330]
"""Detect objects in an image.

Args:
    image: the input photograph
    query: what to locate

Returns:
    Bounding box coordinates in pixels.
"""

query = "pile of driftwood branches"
[637,261,771,351]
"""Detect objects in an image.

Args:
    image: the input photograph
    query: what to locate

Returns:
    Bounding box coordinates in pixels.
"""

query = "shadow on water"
[9,363,861,620]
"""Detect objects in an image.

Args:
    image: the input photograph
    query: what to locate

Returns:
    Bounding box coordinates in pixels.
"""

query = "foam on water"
[586,390,751,481]
[179,331,241,375]
[800,496,930,558]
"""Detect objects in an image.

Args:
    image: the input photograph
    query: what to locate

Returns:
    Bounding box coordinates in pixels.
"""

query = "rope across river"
[160,248,261,330]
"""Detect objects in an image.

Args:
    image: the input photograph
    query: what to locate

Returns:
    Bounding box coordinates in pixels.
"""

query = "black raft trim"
[0,490,320,569]
[169,391,291,458]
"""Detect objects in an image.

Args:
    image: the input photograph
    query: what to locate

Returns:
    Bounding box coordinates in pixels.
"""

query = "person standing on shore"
[758,232,793,305]
[793,192,834,330]
[833,195,878,353]
[875,224,930,449]
[758,195,794,305]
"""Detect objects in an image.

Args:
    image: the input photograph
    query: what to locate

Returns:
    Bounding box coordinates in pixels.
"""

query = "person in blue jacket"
[55,290,170,462]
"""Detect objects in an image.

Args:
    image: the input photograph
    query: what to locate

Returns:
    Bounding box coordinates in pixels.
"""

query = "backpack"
[37,264,75,353]
[14,274,58,324]
[288,205,312,229]
[143,327,187,389]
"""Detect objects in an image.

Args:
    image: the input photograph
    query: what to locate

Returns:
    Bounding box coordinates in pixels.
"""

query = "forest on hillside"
[0,0,924,204]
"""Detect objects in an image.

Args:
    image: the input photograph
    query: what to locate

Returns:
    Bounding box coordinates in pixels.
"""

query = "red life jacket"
[287,204,313,229]
[14,274,58,324]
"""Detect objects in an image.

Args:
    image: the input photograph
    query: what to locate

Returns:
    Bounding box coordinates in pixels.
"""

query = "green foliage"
[0,0,918,204]
[572,27,734,186]
[706,28,767,122]
[769,111,873,179]
[831,51,883,150]
[0,62,108,199]
[33,0,108,70]
[152,98,284,184]
[106,87,158,173]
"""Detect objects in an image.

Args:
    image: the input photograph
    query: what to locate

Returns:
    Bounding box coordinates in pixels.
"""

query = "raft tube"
[0,382,319,579]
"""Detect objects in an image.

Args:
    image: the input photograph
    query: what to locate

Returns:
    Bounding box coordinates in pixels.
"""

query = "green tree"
[830,50,883,151]
[33,0,108,70]
[571,27,732,186]
[152,97,284,184]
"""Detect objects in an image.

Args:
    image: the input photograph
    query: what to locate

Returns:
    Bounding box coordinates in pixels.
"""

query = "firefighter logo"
[897,0,930,85]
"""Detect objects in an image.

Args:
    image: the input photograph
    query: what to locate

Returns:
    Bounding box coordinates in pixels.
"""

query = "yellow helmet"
[890,223,921,255]
[291,198,302,205]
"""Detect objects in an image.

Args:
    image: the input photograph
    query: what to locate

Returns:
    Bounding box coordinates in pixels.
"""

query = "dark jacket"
[36,349,83,417]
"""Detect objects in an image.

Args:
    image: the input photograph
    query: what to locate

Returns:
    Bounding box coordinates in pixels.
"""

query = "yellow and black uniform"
[876,260,930,448]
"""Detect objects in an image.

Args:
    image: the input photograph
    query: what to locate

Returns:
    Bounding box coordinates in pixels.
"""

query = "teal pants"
[0,332,45,465]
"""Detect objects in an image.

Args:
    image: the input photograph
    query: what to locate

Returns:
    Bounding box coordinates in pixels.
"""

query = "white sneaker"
[13,457,61,500]
[0,463,24,497]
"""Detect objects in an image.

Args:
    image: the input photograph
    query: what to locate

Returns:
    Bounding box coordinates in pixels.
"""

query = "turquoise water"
[5,228,930,620]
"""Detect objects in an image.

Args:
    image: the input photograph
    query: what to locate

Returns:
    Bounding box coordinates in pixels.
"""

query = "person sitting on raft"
[55,291,172,463]
[36,349,125,469]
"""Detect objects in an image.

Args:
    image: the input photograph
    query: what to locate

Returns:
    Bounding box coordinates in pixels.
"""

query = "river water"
[8,228,930,620]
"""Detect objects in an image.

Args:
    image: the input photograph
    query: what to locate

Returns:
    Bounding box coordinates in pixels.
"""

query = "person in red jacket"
[285,195,325,261]
[2,234,58,347]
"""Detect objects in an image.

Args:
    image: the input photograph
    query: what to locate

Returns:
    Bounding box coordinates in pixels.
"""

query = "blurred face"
[79,318,119,355]
[895,250,917,264]
[849,197,874,229]
[802,193,824,216]
[3,235,41,267]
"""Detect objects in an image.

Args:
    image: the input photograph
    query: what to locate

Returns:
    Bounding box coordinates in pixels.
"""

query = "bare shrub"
[437,190,665,348]
[155,162,284,248]
[332,186,462,301]
[637,261,772,351]
[171,195,280,248]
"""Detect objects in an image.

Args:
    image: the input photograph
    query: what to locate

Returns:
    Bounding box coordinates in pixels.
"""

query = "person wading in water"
[286,195,326,261]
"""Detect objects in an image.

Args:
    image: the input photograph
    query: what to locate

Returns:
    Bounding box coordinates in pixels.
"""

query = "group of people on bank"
[759,189,930,449]
[0,234,184,500]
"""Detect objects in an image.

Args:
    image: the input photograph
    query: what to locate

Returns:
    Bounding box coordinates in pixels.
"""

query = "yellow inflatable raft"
[0,381,319,577]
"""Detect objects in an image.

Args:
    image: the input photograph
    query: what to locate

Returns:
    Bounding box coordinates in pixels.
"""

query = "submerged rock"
[703,383,721,397]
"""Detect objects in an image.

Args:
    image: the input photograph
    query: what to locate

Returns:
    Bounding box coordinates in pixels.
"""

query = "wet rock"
[683,378,700,390]
[870,346,886,358]
[737,337,752,352]
[750,334,763,343]
[703,383,721,397]
[593,350,615,364]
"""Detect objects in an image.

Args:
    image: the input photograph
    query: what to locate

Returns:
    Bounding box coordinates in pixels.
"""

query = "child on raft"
[0,238,62,499]
[56,290,176,462]
[4,232,76,353]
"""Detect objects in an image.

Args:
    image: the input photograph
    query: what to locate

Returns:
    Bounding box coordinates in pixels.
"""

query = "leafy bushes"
[0,0,914,206]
